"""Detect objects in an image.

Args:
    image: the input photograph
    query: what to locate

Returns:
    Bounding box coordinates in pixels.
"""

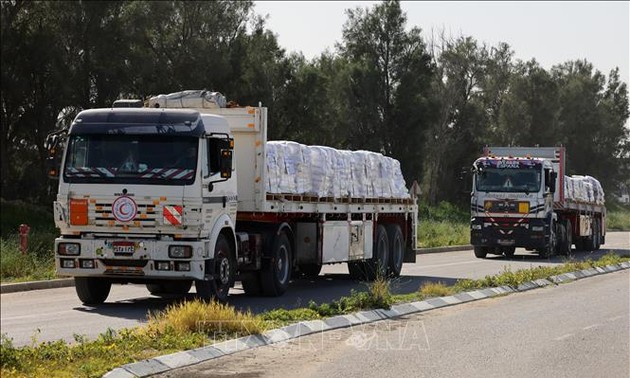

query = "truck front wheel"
[474,247,488,258]
[260,231,292,296]
[75,277,111,305]
[196,234,234,302]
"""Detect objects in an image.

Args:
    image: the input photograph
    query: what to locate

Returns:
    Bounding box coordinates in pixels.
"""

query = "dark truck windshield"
[476,168,541,193]
[63,134,198,185]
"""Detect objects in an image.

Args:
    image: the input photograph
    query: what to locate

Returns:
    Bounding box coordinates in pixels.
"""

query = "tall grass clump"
[145,299,266,337]
[418,281,455,299]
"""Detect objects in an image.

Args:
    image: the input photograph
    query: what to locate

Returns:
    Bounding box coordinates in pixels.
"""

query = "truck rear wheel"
[260,231,292,296]
[75,277,111,305]
[146,280,192,296]
[557,220,572,256]
[386,224,404,277]
[473,247,487,258]
[369,225,389,280]
[593,219,601,250]
[348,225,389,281]
[195,234,233,302]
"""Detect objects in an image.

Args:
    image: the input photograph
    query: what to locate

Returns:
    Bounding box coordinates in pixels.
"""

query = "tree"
[337,0,434,183]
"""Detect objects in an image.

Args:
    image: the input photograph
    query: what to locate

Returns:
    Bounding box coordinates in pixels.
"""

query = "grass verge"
[2,253,628,378]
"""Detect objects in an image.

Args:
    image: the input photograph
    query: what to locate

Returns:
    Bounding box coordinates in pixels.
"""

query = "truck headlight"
[58,243,80,256]
[169,245,192,258]
[471,224,482,230]
[532,226,544,232]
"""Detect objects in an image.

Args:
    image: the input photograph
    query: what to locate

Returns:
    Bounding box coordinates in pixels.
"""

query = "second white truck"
[48,90,418,304]
[470,146,605,258]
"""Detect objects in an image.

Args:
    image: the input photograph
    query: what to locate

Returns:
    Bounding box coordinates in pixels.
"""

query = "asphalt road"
[1,232,628,347]
[157,269,630,378]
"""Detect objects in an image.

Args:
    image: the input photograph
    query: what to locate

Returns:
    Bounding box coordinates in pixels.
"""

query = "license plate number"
[113,242,135,254]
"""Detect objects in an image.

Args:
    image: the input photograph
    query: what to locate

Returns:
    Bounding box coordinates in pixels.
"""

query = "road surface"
[156,269,630,378]
[1,232,628,347]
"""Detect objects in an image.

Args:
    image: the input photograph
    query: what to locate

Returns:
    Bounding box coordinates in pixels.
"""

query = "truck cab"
[470,155,557,257]
[53,107,238,303]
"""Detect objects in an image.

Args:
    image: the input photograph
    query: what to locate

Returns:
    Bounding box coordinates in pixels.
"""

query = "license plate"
[498,239,515,246]
[113,242,135,254]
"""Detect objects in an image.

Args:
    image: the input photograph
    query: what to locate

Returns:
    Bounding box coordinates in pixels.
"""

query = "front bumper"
[54,237,210,280]
[470,217,550,249]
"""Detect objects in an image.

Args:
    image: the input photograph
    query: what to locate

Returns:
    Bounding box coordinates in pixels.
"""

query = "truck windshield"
[63,134,198,185]
[475,168,541,193]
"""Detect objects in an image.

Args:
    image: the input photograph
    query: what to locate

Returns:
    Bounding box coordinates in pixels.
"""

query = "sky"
[253,1,630,85]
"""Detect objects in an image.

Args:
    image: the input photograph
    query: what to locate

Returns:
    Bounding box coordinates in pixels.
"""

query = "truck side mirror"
[548,171,557,193]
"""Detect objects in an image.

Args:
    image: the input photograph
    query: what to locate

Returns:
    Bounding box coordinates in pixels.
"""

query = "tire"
[260,231,292,296]
[195,234,233,302]
[557,220,572,256]
[593,219,601,250]
[386,224,404,277]
[539,221,556,258]
[474,247,487,258]
[75,277,111,305]
[146,281,192,296]
[298,264,322,279]
[348,225,389,281]
[241,272,263,296]
[502,247,516,258]
[368,225,389,280]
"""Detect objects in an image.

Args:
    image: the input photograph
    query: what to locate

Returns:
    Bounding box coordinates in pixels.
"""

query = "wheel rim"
[218,257,230,285]
[276,245,289,284]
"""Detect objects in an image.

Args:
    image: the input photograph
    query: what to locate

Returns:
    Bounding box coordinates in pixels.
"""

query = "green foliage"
[418,281,455,298]
[307,277,394,317]
[2,0,628,207]
[0,237,56,283]
[606,202,630,230]
[418,220,469,248]
[0,200,57,283]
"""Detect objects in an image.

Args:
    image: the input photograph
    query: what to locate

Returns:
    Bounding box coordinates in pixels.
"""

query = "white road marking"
[606,315,625,322]
[582,324,600,330]
[554,333,574,341]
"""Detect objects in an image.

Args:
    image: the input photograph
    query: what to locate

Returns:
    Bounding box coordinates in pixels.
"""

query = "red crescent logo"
[112,196,137,222]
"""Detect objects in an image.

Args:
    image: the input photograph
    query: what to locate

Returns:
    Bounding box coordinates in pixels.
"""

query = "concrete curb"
[0,278,74,294]
[417,245,472,254]
[104,262,630,378]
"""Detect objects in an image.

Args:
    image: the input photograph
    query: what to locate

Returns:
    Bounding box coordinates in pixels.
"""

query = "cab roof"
[69,108,205,137]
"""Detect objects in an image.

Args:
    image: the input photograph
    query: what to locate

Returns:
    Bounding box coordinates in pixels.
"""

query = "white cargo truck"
[47,91,418,304]
[470,146,606,258]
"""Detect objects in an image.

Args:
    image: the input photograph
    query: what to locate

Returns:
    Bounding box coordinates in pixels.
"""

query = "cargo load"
[265,141,410,199]
[564,175,605,205]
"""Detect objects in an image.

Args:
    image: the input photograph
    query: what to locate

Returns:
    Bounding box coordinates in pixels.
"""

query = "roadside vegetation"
[417,201,469,248]
[606,201,630,231]
[2,253,628,378]
[0,200,57,283]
